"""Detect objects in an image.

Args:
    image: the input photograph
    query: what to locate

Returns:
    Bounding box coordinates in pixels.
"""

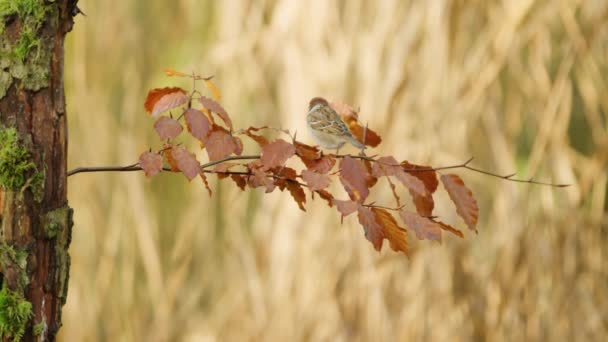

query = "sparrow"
[307,97,364,152]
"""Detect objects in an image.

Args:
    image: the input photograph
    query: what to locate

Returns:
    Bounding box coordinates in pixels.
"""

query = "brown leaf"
[440,174,479,232]
[294,141,321,160]
[285,181,306,211]
[330,101,382,147]
[164,145,180,171]
[373,156,427,197]
[315,189,334,207]
[185,109,212,144]
[339,157,371,202]
[399,210,442,242]
[206,127,239,161]
[260,139,296,169]
[145,87,188,117]
[401,161,439,193]
[372,208,409,255]
[200,172,212,196]
[139,152,163,177]
[200,96,232,130]
[233,136,244,156]
[304,156,336,174]
[230,174,247,190]
[213,162,238,179]
[171,147,200,181]
[271,166,298,189]
[357,206,384,251]
[301,170,331,191]
[154,117,183,140]
[247,167,272,189]
[411,192,434,216]
[241,127,269,146]
[433,219,464,238]
[332,199,358,217]
[204,79,221,100]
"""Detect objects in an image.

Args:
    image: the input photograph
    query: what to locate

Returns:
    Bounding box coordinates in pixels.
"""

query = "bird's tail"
[347,134,365,149]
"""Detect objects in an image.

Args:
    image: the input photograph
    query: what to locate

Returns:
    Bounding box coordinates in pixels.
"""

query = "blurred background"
[62,0,607,341]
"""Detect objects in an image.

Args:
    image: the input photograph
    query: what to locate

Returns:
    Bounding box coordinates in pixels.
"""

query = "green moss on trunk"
[0,125,44,201]
[0,285,32,341]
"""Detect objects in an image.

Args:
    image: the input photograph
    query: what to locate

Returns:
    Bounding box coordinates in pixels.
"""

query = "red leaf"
[433,219,464,238]
[145,87,188,117]
[373,156,428,198]
[401,161,438,193]
[315,189,334,207]
[301,170,331,191]
[154,117,183,140]
[260,139,296,169]
[271,166,298,190]
[200,172,212,196]
[330,101,382,147]
[399,210,442,242]
[200,96,232,130]
[294,141,321,160]
[411,191,434,216]
[139,152,163,177]
[440,174,479,232]
[230,174,247,190]
[206,127,239,161]
[241,127,269,146]
[332,199,358,217]
[185,109,211,144]
[373,208,409,255]
[357,206,384,251]
[339,157,371,202]
[171,147,200,181]
[304,156,336,174]
[286,181,306,211]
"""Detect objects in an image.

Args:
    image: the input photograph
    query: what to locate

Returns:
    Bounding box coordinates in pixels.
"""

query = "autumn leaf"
[301,169,331,191]
[373,156,428,198]
[440,174,479,232]
[171,146,200,181]
[260,139,296,169]
[204,79,222,100]
[315,190,334,207]
[304,156,336,174]
[241,127,269,147]
[339,157,371,202]
[164,68,188,77]
[154,117,183,140]
[206,127,240,161]
[294,141,321,160]
[330,101,382,147]
[212,162,238,179]
[144,87,188,117]
[230,174,247,190]
[246,167,272,189]
[200,96,232,130]
[411,192,435,217]
[433,219,464,238]
[399,210,442,242]
[164,145,180,171]
[185,109,211,144]
[357,206,384,251]
[373,208,409,255]
[401,161,438,193]
[139,152,163,177]
[332,199,358,218]
[285,181,307,211]
[200,172,212,196]
[271,166,298,189]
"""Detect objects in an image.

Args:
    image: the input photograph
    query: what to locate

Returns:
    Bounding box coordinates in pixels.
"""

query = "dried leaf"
[339,157,371,202]
[200,172,212,196]
[315,190,334,207]
[332,199,358,217]
[164,145,180,171]
[440,174,479,232]
[305,156,336,174]
[230,174,247,190]
[204,79,222,100]
[139,152,163,177]
[206,127,239,161]
[411,191,434,216]
[213,162,238,179]
[185,109,211,144]
[247,167,272,189]
[241,127,269,146]
[154,117,183,140]
[145,87,188,117]
[401,161,438,193]
[200,96,232,130]
[271,166,298,189]
[372,208,409,255]
[433,219,464,238]
[399,210,442,242]
[301,169,331,191]
[260,139,296,169]
[286,181,306,211]
[171,147,200,181]
[164,68,188,77]
[357,206,384,251]
[330,101,382,147]
[294,141,321,160]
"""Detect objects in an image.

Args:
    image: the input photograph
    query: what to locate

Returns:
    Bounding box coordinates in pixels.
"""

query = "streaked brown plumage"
[306,97,364,150]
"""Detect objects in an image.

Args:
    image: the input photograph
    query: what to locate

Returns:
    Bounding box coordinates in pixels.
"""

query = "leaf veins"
[144,87,188,117]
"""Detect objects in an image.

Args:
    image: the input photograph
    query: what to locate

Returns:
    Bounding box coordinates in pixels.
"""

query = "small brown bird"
[306,97,364,153]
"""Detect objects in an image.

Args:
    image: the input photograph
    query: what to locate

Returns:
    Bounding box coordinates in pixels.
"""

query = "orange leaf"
[171,147,200,181]
[330,101,382,147]
[164,68,188,77]
[200,172,212,196]
[154,117,183,140]
[185,109,212,144]
[294,141,321,160]
[285,181,306,211]
[315,189,334,207]
[357,206,384,251]
[339,157,371,202]
[230,174,247,191]
[433,219,464,238]
[139,152,163,177]
[164,145,180,171]
[411,191,435,216]
[204,79,222,100]
[200,96,232,130]
[372,208,409,255]
[301,170,331,191]
[399,210,442,242]
[260,139,296,169]
[144,87,188,117]
[440,174,479,232]
[401,161,438,193]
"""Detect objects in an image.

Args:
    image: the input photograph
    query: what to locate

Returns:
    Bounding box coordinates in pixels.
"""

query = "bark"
[0,1,77,340]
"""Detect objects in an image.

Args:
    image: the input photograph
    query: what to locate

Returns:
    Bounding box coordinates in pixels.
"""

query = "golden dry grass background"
[62,1,607,341]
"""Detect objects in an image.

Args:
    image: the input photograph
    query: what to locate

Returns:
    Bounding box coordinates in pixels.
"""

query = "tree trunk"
[0,0,77,340]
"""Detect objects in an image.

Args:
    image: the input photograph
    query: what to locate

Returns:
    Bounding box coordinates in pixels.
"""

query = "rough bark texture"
[0,0,77,340]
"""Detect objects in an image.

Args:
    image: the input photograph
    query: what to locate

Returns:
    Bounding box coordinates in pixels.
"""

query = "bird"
[306,97,365,154]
